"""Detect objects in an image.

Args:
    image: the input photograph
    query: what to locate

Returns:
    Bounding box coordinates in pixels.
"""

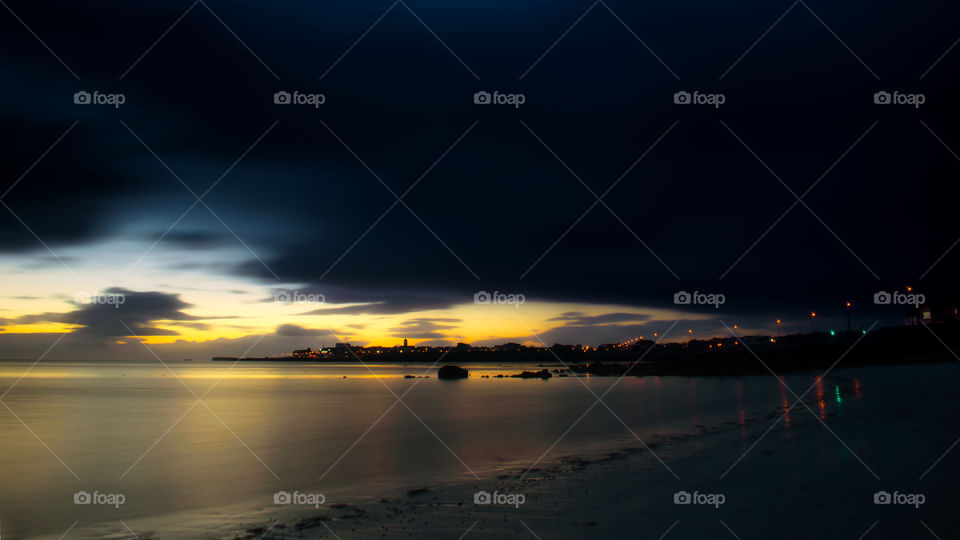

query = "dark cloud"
[12,312,70,325]
[2,0,960,338]
[395,332,448,340]
[389,317,462,339]
[13,289,195,338]
[72,288,196,337]
[149,230,230,249]
[275,324,335,337]
[168,321,212,331]
[297,287,466,316]
[548,312,652,325]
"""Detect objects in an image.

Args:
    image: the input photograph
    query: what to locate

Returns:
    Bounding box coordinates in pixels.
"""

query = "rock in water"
[437,365,469,379]
[511,369,553,379]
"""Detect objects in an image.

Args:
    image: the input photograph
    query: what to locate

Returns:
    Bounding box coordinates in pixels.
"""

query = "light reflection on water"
[0,360,866,539]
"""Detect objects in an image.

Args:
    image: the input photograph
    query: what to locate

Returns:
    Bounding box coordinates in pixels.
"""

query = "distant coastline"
[212,323,960,377]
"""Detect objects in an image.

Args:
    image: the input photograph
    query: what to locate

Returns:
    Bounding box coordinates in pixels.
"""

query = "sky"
[1,0,959,360]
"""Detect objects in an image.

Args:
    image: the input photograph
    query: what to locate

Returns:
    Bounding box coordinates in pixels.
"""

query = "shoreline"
[210,323,960,378]
[196,363,959,539]
[204,352,957,380]
[28,362,960,539]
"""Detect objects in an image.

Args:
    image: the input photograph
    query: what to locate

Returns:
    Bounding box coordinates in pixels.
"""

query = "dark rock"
[437,365,468,379]
[511,369,552,379]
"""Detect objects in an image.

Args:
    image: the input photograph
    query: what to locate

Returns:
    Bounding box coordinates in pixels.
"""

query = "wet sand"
[222,366,960,539]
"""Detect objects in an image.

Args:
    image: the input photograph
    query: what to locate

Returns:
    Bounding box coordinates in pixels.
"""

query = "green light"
[835,384,842,403]
[862,330,866,334]
[829,330,836,336]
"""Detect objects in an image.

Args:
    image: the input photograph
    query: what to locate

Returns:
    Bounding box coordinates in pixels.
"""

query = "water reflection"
[778,376,791,427]
[689,378,700,427]
[734,381,745,426]
[816,375,826,419]
[0,361,876,539]
[734,380,748,444]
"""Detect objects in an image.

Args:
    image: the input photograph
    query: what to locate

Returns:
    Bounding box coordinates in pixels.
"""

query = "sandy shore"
[63,366,957,540]
[221,368,959,539]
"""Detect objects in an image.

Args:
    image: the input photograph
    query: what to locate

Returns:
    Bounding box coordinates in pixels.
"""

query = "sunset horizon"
[2,1,959,538]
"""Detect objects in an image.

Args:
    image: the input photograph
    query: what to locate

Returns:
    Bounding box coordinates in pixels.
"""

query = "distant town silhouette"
[215,314,960,377]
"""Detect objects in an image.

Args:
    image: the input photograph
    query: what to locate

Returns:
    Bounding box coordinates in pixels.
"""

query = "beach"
[4,361,954,539]
[221,363,960,540]
[3,0,959,537]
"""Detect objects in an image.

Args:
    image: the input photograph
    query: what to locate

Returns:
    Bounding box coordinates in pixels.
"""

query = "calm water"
[0,360,882,538]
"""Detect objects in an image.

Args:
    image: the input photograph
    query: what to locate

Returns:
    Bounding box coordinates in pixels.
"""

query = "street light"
[810,311,817,333]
